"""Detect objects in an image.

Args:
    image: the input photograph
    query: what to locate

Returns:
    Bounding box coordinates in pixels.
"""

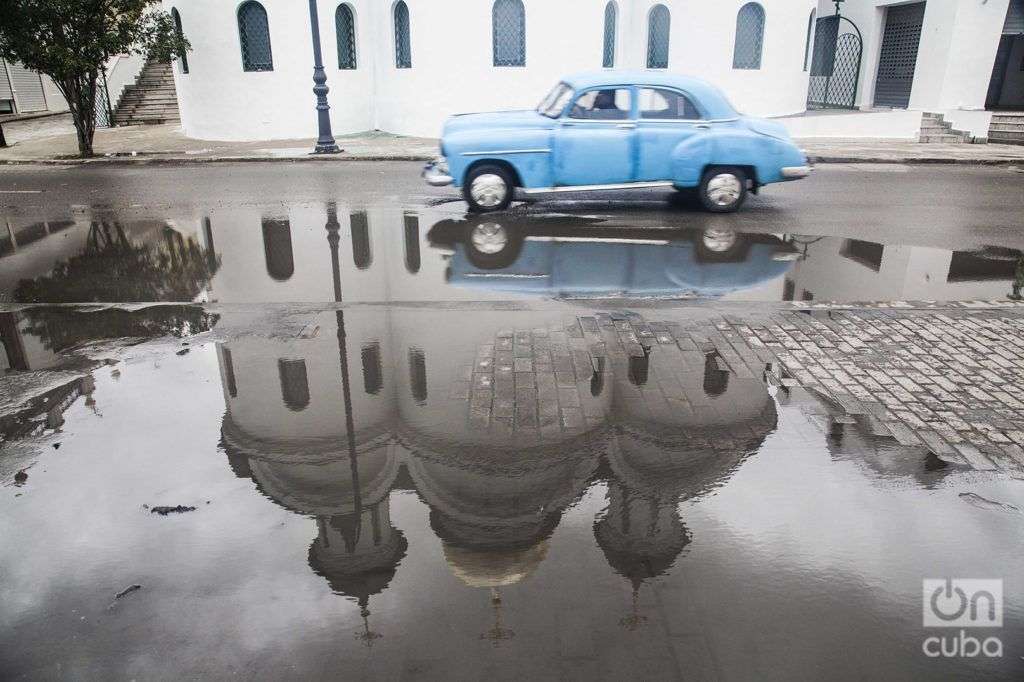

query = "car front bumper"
[423,158,453,187]
[781,165,812,179]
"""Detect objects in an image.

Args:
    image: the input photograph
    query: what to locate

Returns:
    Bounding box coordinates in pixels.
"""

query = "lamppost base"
[313,143,342,154]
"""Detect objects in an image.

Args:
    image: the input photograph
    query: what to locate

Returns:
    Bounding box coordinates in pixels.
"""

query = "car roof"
[561,70,738,119]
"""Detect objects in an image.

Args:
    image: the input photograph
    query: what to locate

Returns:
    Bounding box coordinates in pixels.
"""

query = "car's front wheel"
[463,164,514,213]
[698,166,747,213]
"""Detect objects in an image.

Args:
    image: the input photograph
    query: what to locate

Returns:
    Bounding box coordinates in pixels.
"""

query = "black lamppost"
[308,0,341,154]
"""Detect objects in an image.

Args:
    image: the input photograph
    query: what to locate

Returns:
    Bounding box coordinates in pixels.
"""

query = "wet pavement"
[2,162,1024,680]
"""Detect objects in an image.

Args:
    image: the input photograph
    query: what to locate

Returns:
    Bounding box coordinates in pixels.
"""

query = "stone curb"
[2,153,1023,167]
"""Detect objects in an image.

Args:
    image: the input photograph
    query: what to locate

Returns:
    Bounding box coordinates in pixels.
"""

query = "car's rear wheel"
[698,166,747,213]
[463,164,514,212]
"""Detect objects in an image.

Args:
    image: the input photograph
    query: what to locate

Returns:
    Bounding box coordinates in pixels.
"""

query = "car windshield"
[537,82,574,118]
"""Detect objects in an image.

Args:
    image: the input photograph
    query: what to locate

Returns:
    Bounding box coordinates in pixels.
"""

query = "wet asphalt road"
[1,161,1022,240]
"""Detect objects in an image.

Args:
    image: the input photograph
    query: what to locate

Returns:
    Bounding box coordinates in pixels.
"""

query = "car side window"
[569,88,632,120]
[638,88,702,120]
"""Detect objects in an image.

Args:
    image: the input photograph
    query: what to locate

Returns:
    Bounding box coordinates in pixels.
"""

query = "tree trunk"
[56,74,98,158]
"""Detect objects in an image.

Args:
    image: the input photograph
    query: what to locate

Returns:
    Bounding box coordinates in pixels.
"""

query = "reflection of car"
[427,216,799,299]
[423,71,810,213]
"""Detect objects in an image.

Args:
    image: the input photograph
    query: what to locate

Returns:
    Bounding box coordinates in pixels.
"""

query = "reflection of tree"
[1011,255,1024,301]
[19,305,219,353]
[14,222,220,304]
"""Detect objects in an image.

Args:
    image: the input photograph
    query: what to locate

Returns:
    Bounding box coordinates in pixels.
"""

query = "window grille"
[647,5,670,69]
[336,4,357,69]
[172,8,188,74]
[602,2,617,68]
[238,1,273,72]
[493,0,526,66]
[394,1,412,68]
[733,2,765,70]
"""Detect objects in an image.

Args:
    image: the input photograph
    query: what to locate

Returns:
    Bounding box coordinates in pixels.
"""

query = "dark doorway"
[873,2,926,108]
[986,0,1024,110]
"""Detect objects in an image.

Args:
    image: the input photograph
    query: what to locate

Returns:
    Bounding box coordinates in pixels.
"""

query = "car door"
[553,87,636,187]
[635,87,707,182]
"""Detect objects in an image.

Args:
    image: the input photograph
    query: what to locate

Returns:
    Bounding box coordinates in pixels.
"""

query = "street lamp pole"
[308,0,341,154]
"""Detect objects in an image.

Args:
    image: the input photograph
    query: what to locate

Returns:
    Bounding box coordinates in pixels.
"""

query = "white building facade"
[160,0,1023,142]
[161,0,817,140]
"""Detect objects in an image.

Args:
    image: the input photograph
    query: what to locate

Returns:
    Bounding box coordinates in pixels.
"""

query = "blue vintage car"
[427,216,800,299]
[423,71,810,213]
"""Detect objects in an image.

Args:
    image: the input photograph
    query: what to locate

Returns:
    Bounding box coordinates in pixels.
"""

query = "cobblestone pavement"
[447,304,1024,475]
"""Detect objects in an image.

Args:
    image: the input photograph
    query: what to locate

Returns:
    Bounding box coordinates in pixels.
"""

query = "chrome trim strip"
[522,181,674,194]
[781,165,812,179]
[461,148,551,156]
[638,117,738,124]
[527,236,669,245]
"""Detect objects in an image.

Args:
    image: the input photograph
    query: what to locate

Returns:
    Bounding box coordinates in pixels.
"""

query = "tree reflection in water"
[14,221,220,304]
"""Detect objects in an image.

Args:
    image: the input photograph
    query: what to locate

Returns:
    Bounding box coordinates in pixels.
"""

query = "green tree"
[0,0,189,157]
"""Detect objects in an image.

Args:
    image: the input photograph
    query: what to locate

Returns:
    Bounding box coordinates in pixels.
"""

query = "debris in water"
[53,442,61,450]
[176,348,190,356]
[14,470,28,484]
[115,584,142,600]
[150,505,197,515]
[959,492,1021,515]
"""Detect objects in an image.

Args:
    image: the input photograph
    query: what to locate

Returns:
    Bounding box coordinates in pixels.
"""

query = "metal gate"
[807,15,862,109]
[873,2,926,108]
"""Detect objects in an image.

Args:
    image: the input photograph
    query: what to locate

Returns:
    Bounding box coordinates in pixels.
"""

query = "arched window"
[350,211,371,269]
[492,0,525,67]
[647,4,670,69]
[733,2,765,70]
[403,212,420,274]
[261,218,293,280]
[335,3,357,69]
[393,1,411,68]
[237,1,273,72]
[278,359,310,411]
[171,8,188,74]
[361,342,383,395]
[803,9,815,71]
[702,352,729,397]
[602,2,617,68]
[408,348,427,403]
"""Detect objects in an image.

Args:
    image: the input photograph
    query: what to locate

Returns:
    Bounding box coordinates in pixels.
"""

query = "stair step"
[990,114,1024,123]
[989,130,1024,140]
[989,122,1024,132]
[919,134,968,143]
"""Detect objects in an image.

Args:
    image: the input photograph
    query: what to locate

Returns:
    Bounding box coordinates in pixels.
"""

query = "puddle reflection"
[3,204,1023,305]
[215,305,776,626]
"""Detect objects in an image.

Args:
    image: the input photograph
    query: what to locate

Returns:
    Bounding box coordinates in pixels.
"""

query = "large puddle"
[2,194,1024,679]
[2,203,1024,306]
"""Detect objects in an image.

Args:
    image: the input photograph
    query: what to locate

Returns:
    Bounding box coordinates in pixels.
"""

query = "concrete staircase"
[987,113,1024,146]
[918,112,971,143]
[112,60,179,126]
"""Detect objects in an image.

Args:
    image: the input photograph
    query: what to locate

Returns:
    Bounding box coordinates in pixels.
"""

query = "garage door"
[873,2,926,108]
[5,60,47,112]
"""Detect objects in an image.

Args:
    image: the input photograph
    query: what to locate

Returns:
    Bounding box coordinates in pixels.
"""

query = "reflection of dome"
[610,396,777,499]
[593,487,691,589]
[405,427,602,551]
[220,413,399,516]
[308,516,408,603]
[443,541,548,588]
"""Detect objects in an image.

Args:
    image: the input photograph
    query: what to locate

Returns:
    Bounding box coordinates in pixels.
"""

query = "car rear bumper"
[423,158,453,187]
[781,165,812,179]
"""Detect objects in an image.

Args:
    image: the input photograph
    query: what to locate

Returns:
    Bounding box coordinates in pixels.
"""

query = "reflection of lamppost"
[307,0,341,154]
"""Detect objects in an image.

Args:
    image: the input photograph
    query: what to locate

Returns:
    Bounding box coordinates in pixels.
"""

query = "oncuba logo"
[922,579,1003,658]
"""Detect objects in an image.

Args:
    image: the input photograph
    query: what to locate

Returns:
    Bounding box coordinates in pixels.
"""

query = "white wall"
[819,0,1010,112]
[166,0,814,140]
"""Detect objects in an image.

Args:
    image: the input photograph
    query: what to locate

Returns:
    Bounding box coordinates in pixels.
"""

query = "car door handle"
[694,123,711,130]
[615,123,637,129]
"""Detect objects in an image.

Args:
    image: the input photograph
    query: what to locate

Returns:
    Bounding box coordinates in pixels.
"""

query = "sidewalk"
[2,120,1024,165]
